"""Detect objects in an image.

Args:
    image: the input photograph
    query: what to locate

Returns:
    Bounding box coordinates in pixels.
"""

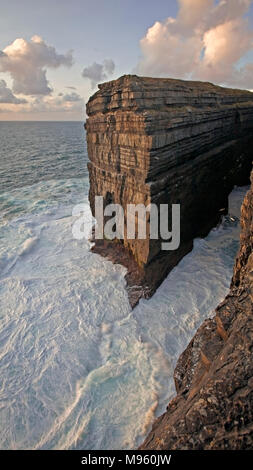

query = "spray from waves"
[0,177,249,450]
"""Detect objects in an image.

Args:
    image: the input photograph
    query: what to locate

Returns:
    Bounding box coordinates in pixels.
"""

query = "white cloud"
[0,79,27,104]
[0,89,84,117]
[103,59,115,75]
[28,92,83,112]
[0,36,73,95]
[82,59,115,88]
[62,91,82,102]
[136,0,253,88]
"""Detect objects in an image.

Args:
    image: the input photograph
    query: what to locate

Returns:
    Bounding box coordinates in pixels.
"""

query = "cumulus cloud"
[82,59,115,88]
[103,59,115,75]
[18,92,83,114]
[34,91,83,110]
[0,79,27,104]
[136,0,253,88]
[61,91,82,102]
[56,91,82,102]
[0,89,84,117]
[0,36,73,95]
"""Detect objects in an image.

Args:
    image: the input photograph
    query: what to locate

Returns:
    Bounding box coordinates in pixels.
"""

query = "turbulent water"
[0,121,248,450]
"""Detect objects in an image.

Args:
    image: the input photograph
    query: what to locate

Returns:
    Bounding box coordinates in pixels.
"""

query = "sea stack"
[85,75,253,306]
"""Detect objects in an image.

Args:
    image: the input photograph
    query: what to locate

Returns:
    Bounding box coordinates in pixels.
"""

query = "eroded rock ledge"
[140,171,253,450]
[86,75,253,306]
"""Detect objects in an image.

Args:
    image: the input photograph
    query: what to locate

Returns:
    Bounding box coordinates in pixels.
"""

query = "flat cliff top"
[86,74,253,116]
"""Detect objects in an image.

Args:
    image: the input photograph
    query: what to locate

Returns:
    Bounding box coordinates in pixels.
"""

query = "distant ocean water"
[0,121,249,449]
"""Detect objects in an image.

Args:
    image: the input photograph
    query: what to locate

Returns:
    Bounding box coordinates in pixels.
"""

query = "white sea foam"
[0,177,249,450]
[19,237,38,256]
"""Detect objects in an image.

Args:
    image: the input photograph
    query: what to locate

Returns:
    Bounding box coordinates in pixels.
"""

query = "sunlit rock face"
[85,75,253,305]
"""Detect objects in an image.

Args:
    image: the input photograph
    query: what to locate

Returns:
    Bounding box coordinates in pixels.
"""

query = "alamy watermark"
[72,196,180,251]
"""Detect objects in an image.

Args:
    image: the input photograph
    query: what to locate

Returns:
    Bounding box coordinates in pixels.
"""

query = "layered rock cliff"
[140,171,253,450]
[86,75,253,307]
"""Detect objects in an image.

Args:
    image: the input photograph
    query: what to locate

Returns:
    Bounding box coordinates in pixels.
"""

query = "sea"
[0,121,248,449]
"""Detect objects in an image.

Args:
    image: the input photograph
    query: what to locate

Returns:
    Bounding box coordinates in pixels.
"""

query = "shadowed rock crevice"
[85,75,253,307]
[140,170,253,450]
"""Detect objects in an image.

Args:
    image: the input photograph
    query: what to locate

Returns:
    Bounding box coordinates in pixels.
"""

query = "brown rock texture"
[140,171,253,450]
[86,75,253,306]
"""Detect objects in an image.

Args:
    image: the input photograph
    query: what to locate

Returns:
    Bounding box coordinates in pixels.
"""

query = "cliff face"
[86,75,253,306]
[140,171,253,450]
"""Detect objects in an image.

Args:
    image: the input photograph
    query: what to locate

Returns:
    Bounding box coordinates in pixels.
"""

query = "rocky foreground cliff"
[86,75,253,306]
[140,171,253,450]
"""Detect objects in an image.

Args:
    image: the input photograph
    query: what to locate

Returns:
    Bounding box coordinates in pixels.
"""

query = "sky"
[0,0,253,121]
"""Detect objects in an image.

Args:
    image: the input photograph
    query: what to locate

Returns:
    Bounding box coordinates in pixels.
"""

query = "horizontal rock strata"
[140,171,253,450]
[86,75,253,306]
